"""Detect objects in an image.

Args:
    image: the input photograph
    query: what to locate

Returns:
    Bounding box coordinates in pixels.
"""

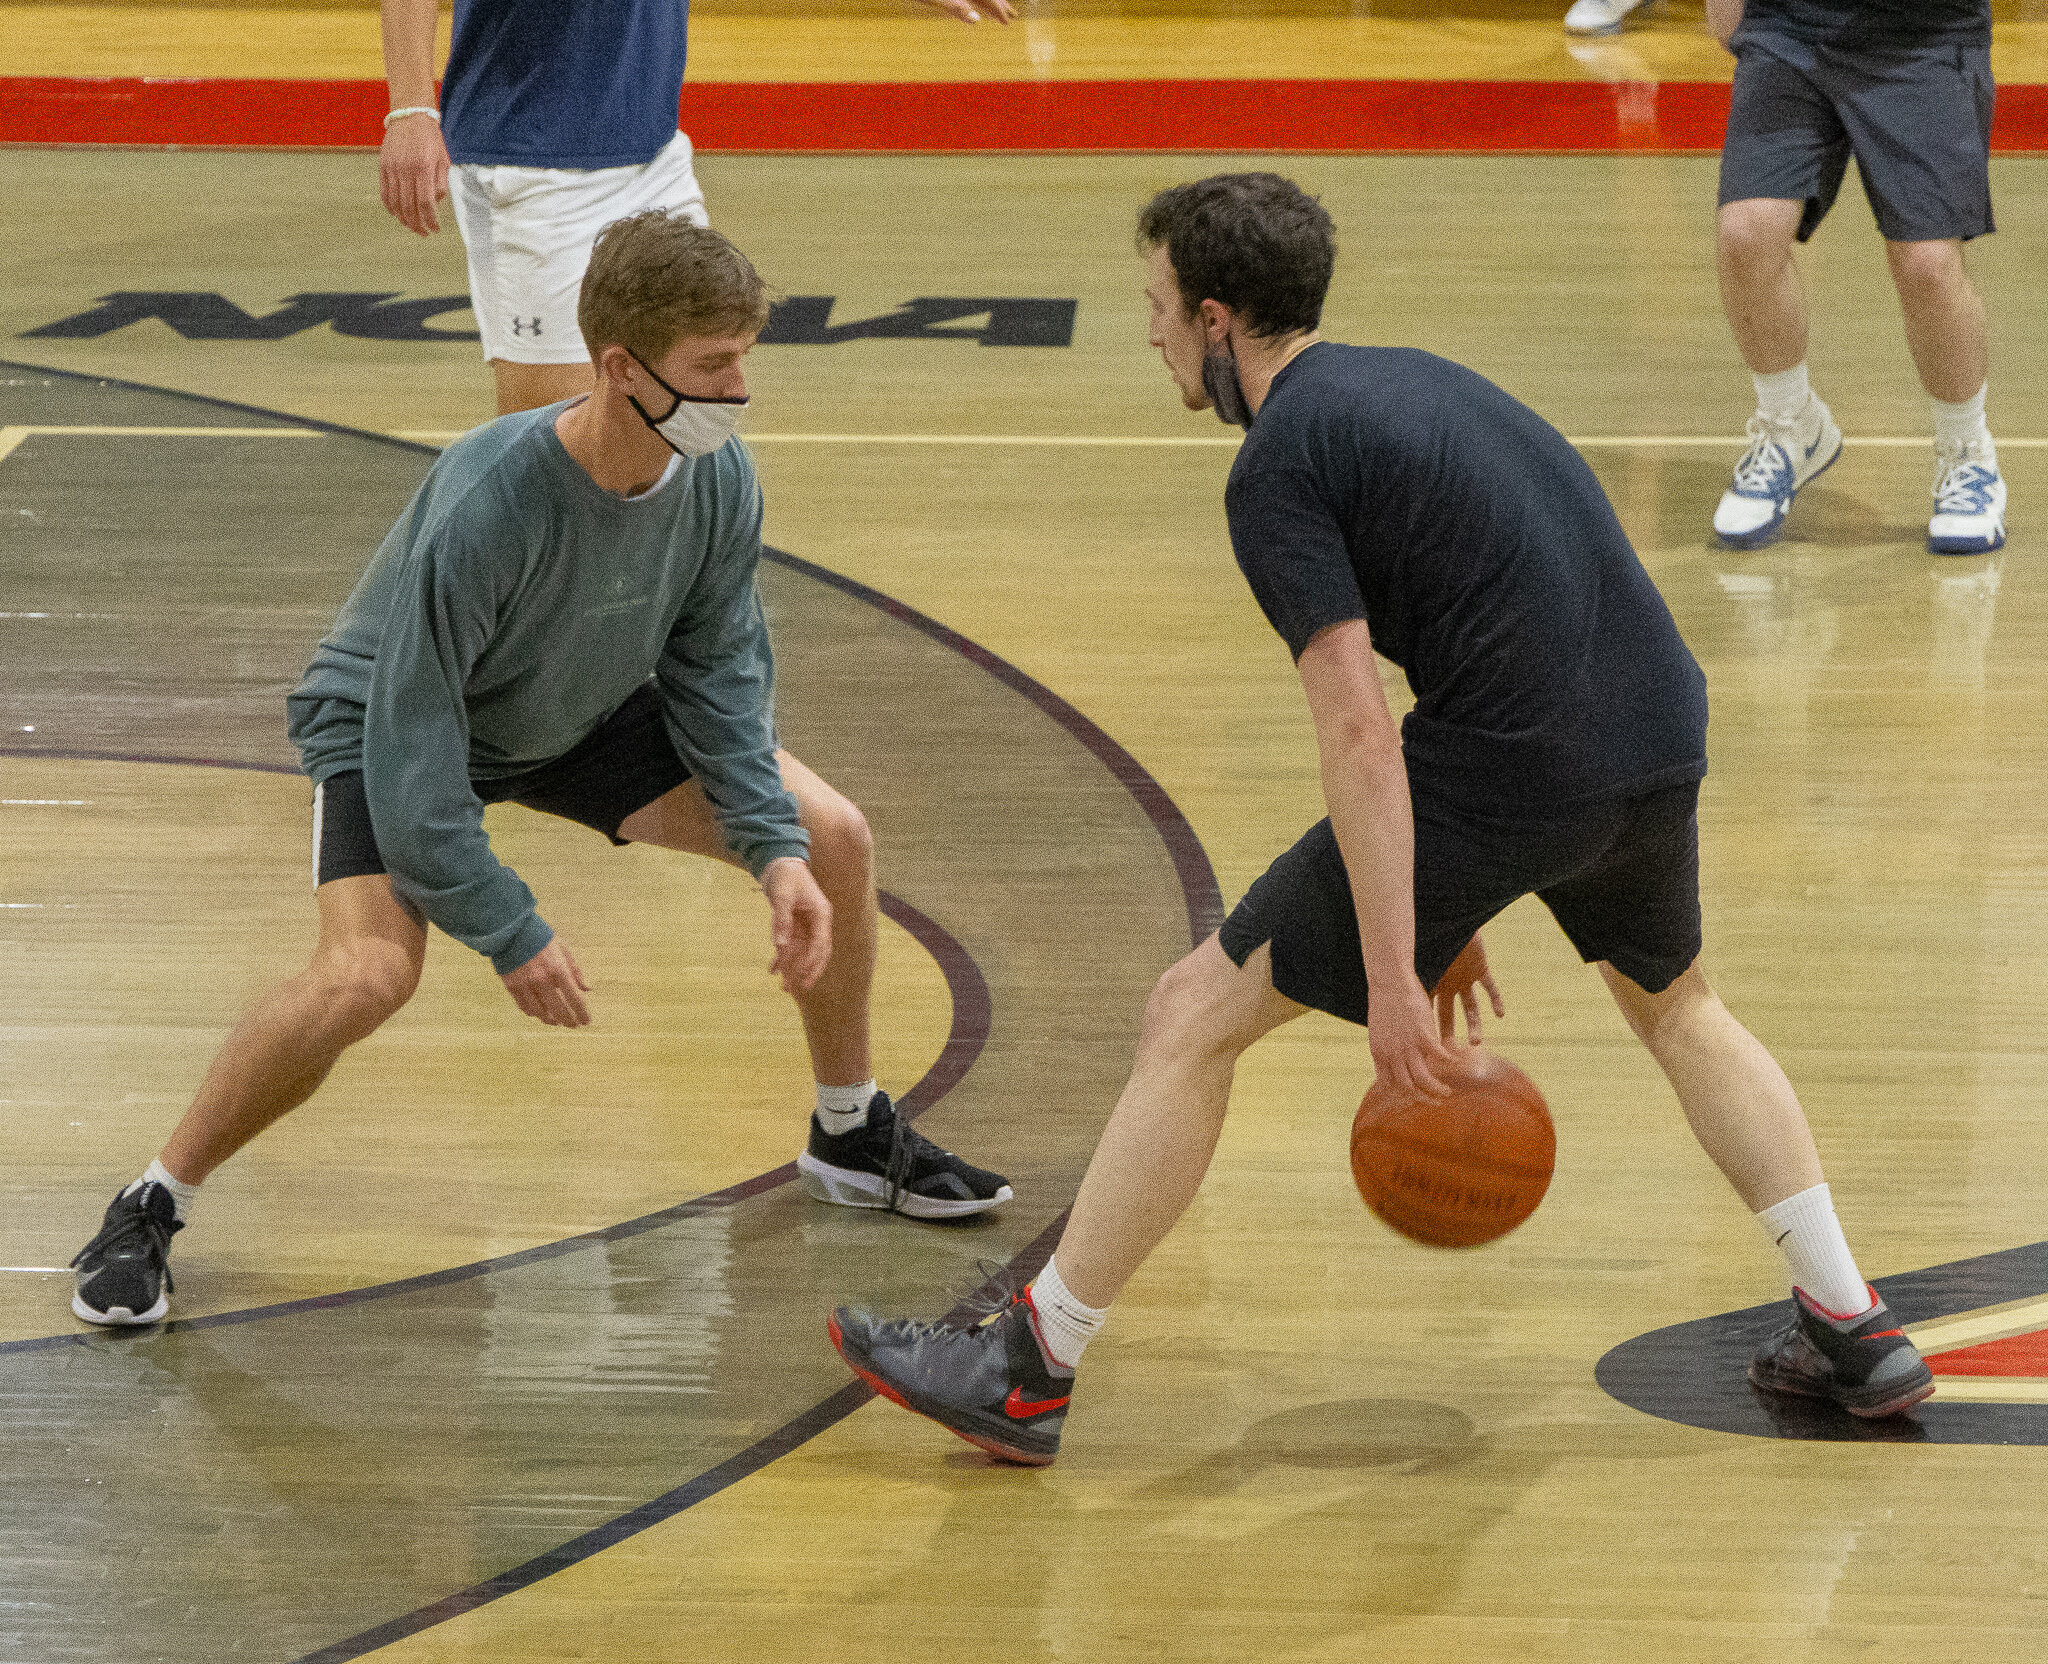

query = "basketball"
[1349,1050,1555,1248]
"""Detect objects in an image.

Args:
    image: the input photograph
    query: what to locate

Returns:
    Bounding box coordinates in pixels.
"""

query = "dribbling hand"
[1369,972,1463,1101]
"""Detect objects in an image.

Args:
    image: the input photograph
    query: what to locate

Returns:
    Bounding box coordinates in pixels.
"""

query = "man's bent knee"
[1140,938,1287,1061]
[805,791,874,889]
[1717,199,1801,266]
[1885,238,1965,295]
[310,939,421,1037]
[1600,958,1713,1049]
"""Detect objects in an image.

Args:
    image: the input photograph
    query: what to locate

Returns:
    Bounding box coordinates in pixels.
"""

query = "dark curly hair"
[1137,173,1335,339]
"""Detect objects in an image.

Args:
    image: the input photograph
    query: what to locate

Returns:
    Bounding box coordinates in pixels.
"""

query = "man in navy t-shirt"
[828,173,1933,1466]
[376,0,1014,416]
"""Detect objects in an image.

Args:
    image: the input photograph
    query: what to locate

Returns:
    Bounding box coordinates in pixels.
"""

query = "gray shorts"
[1719,33,1995,243]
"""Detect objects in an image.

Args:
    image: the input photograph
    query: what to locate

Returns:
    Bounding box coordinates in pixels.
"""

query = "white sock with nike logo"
[1753,362,1812,428]
[1756,1182,1870,1318]
[1028,1256,1106,1369]
[125,1157,199,1224]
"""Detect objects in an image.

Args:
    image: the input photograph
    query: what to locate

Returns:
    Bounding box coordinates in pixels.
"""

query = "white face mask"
[626,352,748,457]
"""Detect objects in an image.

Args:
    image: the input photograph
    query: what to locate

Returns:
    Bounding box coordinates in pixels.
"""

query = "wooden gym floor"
[5,7,2048,1663]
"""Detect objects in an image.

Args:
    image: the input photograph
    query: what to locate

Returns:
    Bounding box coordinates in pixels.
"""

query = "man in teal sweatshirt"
[70,212,1012,1327]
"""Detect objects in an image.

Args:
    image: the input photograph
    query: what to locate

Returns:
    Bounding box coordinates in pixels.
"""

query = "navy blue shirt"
[442,0,690,168]
[1225,344,1708,814]
[1735,0,1989,48]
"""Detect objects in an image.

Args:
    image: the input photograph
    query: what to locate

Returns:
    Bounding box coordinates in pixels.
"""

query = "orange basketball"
[1349,1049,1555,1248]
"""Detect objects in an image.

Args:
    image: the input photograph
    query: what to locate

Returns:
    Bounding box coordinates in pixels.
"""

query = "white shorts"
[448,130,710,365]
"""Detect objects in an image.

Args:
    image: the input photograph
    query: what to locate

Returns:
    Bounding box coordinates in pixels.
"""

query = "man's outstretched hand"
[501,936,592,1027]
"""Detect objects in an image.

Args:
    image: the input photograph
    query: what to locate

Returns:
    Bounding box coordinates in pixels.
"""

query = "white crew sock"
[125,1157,199,1224]
[1932,384,1992,456]
[1753,362,1813,428]
[814,1080,878,1136]
[1026,1255,1107,1369]
[1756,1182,1870,1317]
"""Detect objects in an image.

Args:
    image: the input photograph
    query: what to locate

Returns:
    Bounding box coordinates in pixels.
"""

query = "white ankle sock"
[127,1158,199,1223]
[1753,363,1812,427]
[815,1080,877,1135]
[1756,1183,1870,1317]
[1027,1255,1106,1369]
[1932,384,1991,454]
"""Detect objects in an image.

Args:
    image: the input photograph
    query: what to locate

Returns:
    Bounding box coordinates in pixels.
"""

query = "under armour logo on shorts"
[510,316,544,337]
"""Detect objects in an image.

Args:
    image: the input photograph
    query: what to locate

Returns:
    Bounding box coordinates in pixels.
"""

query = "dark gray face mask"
[1202,340,1253,430]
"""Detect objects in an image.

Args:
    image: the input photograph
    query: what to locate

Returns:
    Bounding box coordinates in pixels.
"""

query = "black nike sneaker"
[798,1091,1013,1219]
[71,1181,182,1326]
[830,1290,1072,1465]
[1748,1286,1936,1419]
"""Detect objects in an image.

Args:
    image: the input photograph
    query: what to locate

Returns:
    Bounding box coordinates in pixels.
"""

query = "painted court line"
[393,430,2048,449]
[1907,1294,2048,1355]
[1929,1378,2048,1404]
[0,424,323,463]
[5,426,2045,455]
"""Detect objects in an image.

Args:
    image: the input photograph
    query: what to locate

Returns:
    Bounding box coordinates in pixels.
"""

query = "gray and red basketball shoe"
[829,1290,1073,1465]
[1748,1286,1935,1419]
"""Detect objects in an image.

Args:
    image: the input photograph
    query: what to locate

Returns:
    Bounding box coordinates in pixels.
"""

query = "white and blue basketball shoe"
[1713,398,1843,550]
[1927,439,2006,555]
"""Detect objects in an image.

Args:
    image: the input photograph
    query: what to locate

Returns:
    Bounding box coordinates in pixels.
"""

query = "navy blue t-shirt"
[1735,0,1989,47]
[1225,344,1707,813]
[442,0,690,168]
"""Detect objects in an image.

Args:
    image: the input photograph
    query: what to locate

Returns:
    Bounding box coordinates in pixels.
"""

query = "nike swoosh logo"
[1804,432,1824,460]
[1004,1386,1070,1419]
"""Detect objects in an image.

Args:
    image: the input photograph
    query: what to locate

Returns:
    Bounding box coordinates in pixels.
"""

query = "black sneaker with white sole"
[830,1289,1072,1465]
[71,1181,182,1326]
[1748,1285,1935,1419]
[797,1091,1012,1219]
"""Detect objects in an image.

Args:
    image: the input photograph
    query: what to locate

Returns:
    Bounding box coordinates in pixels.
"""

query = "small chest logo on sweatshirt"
[586,575,650,619]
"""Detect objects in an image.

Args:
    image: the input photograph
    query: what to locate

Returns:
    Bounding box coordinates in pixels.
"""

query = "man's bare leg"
[1717,198,1810,376]
[619,750,876,1087]
[491,359,594,417]
[1600,960,1822,1213]
[1050,938,1304,1309]
[158,874,427,1184]
[1885,238,1988,405]
[1604,958,1934,1413]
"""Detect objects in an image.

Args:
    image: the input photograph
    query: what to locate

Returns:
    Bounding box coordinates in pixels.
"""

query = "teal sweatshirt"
[287,405,808,974]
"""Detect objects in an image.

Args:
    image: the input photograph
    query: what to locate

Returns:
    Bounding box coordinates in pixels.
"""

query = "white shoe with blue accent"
[1713,400,1844,549]
[1928,440,2006,555]
[1564,0,1647,33]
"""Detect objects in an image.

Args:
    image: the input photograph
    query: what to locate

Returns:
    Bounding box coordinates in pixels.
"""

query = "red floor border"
[6,75,2046,153]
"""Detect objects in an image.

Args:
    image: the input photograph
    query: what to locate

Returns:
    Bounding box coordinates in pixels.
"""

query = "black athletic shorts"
[1217,780,1703,1027]
[1719,34,1995,244]
[312,682,692,887]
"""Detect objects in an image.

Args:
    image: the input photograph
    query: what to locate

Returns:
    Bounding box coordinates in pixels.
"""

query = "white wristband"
[384,106,441,128]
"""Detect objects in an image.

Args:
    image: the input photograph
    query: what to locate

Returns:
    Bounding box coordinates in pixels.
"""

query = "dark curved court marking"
[1598,1240,2048,1445]
[0,360,1220,1663]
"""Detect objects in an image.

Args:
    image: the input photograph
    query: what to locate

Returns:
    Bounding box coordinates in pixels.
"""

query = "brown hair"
[577,211,772,363]
[1137,174,1334,339]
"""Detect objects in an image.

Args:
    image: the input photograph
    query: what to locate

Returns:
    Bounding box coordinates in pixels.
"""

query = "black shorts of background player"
[828,172,1934,1466]
[1707,0,2005,555]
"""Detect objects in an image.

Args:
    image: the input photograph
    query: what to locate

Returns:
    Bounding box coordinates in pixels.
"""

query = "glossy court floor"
[6,114,2048,1664]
